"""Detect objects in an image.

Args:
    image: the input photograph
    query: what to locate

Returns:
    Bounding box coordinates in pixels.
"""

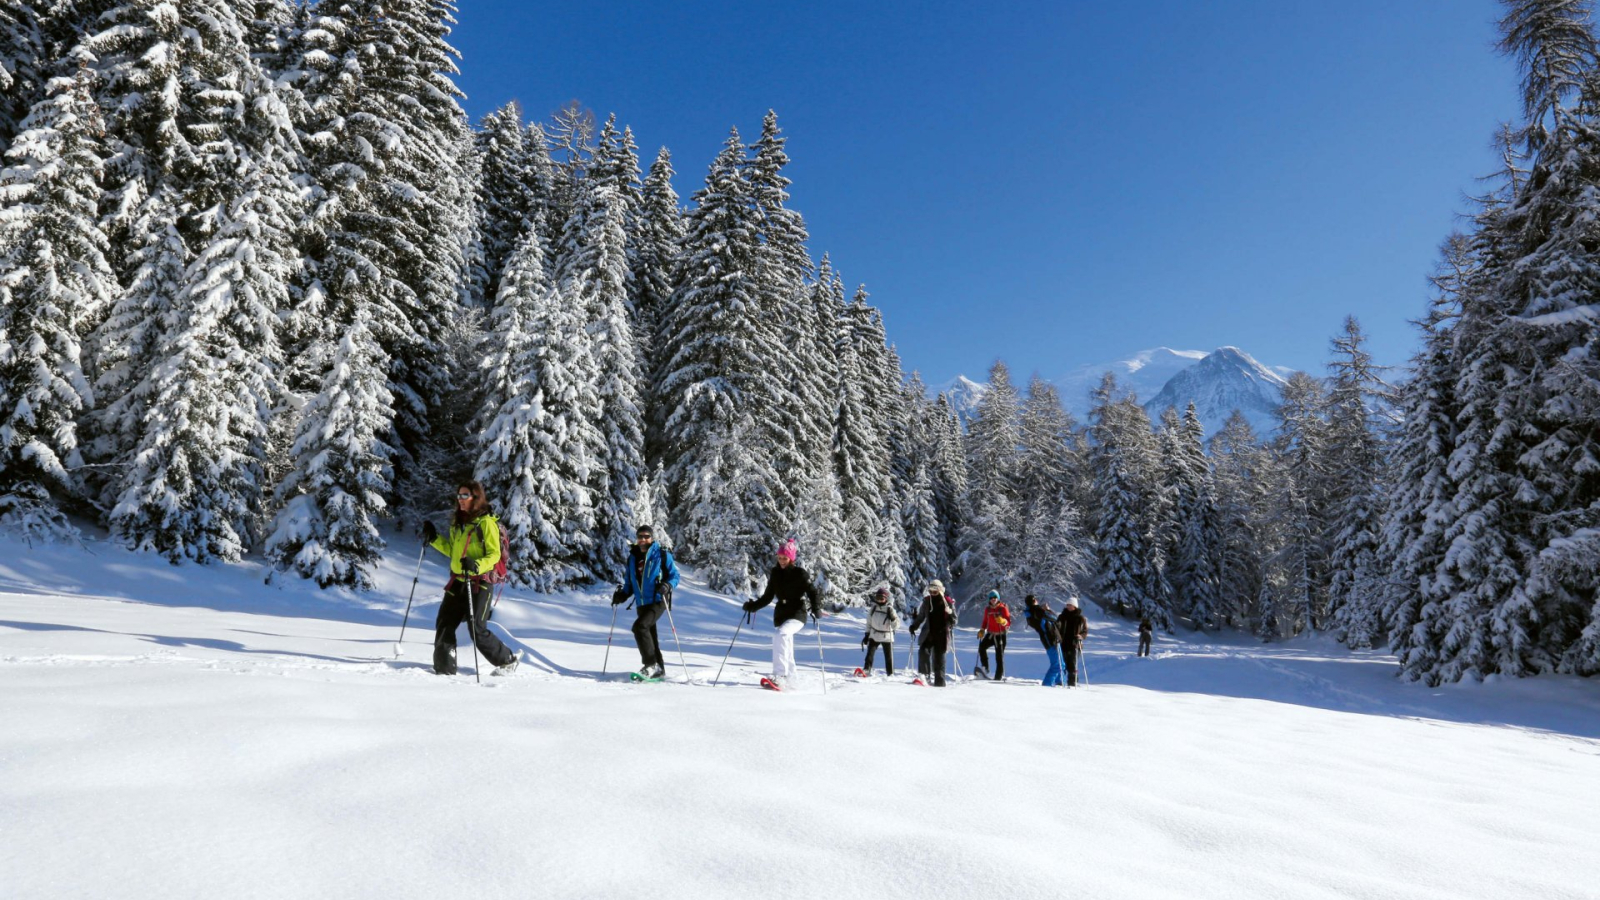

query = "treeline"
[0,0,979,602]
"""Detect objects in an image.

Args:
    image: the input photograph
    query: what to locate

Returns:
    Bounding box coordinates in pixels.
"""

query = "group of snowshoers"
[418,483,1122,688]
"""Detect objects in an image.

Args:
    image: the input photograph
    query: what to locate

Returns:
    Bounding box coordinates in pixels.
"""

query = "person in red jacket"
[974,589,1012,680]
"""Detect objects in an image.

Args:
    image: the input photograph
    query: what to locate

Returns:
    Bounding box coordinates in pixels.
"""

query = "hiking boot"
[491,657,519,677]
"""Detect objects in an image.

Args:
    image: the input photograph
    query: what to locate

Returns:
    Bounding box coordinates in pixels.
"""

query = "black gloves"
[657,582,673,608]
[459,556,479,576]
[860,635,870,649]
[421,521,437,543]
[741,599,759,613]
[611,588,628,606]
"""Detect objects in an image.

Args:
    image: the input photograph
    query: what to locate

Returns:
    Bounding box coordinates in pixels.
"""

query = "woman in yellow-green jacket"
[420,481,517,676]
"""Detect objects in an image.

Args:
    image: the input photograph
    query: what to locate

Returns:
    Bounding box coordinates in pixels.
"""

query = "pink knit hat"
[776,538,798,562]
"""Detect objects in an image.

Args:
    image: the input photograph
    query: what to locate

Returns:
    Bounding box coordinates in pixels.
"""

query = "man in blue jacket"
[612,525,681,679]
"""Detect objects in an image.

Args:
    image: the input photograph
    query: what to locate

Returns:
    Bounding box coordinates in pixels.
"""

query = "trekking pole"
[663,595,689,680]
[814,611,828,694]
[1079,638,1089,686]
[713,610,750,686]
[467,580,482,684]
[395,542,427,657]
[601,589,620,675]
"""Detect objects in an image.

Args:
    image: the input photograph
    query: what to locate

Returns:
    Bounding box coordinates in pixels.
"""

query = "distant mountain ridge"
[937,346,1299,437]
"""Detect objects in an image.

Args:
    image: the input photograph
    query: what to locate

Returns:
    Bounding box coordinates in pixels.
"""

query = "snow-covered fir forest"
[0,0,1596,688]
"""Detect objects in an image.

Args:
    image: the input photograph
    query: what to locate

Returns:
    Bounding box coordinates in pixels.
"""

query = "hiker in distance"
[974,589,1011,680]
[857,586,898,677]
[910,581,955,687]
[1138,614,1153,657]
[611,525,680,681]
[1023,594,1064,687]
[1058,596,1090,687]
[742,538,822,690]
[420,482,518,677]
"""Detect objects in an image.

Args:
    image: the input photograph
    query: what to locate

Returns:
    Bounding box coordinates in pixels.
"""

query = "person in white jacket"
[858,586,899,676]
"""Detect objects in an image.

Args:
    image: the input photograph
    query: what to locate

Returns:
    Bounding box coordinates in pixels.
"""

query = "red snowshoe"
[760,677,782,692]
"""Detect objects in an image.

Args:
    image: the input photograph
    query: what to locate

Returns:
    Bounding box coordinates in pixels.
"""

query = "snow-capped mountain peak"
[940,346,1299,437]
[1143,346,1290,435]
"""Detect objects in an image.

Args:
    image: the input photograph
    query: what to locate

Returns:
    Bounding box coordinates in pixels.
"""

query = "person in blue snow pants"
[1024,594,1063,687]
[1042,644,1065,687]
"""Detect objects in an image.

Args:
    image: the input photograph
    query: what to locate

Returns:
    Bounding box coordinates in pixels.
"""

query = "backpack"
[470,519,511,585]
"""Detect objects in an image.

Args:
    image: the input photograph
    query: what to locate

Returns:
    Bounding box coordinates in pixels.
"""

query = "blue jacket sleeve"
[620,556,637,599]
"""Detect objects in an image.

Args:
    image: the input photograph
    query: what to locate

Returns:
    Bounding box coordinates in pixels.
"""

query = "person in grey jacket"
[859,586,899,676]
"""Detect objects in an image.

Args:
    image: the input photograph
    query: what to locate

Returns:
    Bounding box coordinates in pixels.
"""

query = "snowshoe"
[911,676,926,687]
[629,672,663,683]
[491,658,520,677]
[760,677,783,692]
[852,667,869,678]
[973,667,990,680]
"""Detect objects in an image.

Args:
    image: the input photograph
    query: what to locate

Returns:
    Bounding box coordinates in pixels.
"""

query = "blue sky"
[451,0,1519,389]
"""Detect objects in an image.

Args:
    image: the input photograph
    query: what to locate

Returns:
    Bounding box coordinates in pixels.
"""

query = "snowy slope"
[1143,345,1290,436]
[3,534,1598,900]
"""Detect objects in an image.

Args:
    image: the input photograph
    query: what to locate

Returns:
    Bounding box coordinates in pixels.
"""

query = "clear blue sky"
[451,0,1519,387]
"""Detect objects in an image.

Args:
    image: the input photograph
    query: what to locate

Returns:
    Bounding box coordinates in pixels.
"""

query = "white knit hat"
[926,580,945,594]
[1063,596,1079,608]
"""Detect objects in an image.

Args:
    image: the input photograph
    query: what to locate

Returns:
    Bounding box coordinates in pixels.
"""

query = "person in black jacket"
[1138,615,1153,657]
[909,581,955,686]
[1057,596,1089,687]
[742,538,822,688]
[1023,594,1064,687]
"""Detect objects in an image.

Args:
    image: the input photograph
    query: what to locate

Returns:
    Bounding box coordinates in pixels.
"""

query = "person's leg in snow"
[1042,645,1063,686]
[633,602,667,673]
[467,581,514,668]
[433,581,467,674]
[772,618,804,685]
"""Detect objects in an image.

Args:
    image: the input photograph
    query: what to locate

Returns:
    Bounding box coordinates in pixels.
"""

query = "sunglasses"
[456,493,473,500]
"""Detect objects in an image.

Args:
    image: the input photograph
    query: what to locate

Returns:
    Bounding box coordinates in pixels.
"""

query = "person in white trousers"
[742,538,823,688]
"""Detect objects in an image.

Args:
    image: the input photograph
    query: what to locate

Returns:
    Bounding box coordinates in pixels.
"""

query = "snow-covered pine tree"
[1382,235,1473,677]
[471,101,539,306]
[1403,0,1600,681]
[1088,373,1169,623]
[553,175,644,579]
[1323,317,1393,647]
[264,309,394,588]
[87,0,300,562]
[956,361,1023,601]
[745,111,815,529]
[0,56,113,538]
[1167,402,1223,629]
[1263,371,1333,634]
[0,0,45,151]
[832,288,895,594]
[930,392,970,568]
[901,460,948,594]
[1012,378,1089,599]
[476,226,601,589]
[1208,410,1267,628]
[292,0,471,519]
[658,129,783,590]
[636,146,683,462]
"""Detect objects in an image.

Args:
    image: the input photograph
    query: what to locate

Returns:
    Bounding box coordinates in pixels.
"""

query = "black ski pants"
[1062,640,1081,687]
[863,639,894,675]
[633,601,667,668]
[1138,634,1152,657]
[977,632,1007,679]
[434,579,513,674]
[918,641,948,687]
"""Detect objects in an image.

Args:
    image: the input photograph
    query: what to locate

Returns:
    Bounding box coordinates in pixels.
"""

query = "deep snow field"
[2,532,1598,900]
